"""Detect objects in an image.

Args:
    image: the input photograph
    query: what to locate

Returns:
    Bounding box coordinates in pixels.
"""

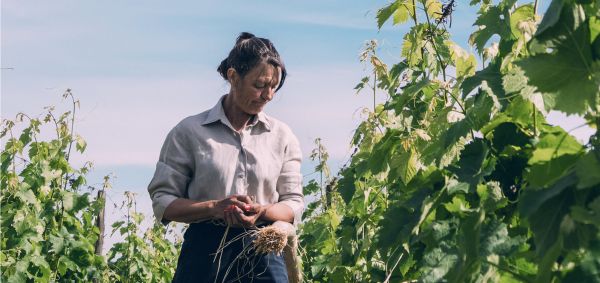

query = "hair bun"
[236,32,255,44]
[218,32,287,91]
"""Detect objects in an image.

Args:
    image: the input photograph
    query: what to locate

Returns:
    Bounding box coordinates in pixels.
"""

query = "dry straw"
[212,221,301,283]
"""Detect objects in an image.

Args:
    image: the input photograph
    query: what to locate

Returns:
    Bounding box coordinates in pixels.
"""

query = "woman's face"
[229,62,281,115]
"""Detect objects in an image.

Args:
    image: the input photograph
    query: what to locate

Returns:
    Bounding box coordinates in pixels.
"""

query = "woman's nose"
[261,88,274,101]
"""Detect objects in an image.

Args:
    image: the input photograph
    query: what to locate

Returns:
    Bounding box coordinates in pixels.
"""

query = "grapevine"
[300,0,600,282]
[1,92,181,282]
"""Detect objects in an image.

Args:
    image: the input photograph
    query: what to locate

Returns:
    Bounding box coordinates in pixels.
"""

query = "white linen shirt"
[147,96,304,225]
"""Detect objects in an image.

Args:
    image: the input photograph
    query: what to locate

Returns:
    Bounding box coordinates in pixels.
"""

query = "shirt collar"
[201,95,271,131]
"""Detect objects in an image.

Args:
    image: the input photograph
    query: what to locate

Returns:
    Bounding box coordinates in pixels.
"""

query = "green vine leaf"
[462,62,506,101]
[15,190,38,207]
[337,169,356,204]
[469,1,514,53]
[449,139,494,187]
[518,4,599,115]
[402,25,426,67]
[562,241,600,282]
[525,181,574,259]
[394,148,419,185]
[75,135,87,153]
[575,152,600,189]
[449,42,477,79]
[509,4,535,39]
[536,0,565,37]
[424,0,442,20]
[377,0,414,29]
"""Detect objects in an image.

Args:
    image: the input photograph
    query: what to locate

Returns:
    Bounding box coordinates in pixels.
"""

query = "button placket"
[236,130,249,195]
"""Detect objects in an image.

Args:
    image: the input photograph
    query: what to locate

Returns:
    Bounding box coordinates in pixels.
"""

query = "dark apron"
[172,222,288,283]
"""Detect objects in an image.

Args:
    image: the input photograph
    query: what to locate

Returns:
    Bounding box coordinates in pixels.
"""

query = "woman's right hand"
[212,195,253,224]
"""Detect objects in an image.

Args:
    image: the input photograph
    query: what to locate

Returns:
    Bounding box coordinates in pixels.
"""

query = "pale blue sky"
[1,0,589,251]
[2,0,482,166]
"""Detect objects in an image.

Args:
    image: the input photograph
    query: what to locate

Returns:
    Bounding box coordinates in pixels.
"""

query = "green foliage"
[377,0,416,28]
[106,192,180,283]
[518,0,600,114]
[1,91,105,282]
[300,0,600,282]
[1,92,181,282]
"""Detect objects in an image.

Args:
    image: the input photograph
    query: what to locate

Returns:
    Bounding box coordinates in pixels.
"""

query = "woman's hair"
[217,32,287,91]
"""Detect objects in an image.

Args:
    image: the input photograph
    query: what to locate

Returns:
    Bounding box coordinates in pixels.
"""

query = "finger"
[232,206,245,224]
[236,212,251,227]
[242,203,260,215]
[247,204,262,214]
[225,209,237,226]
[231,195,252,205]
[239,213,257,227]
[230,199,251,211]
[237,195,253,204]
[234,206,254,227]
[217,198,233,211]
[224,196,238,207]
[234,206,244,214]
[233,208,246,226]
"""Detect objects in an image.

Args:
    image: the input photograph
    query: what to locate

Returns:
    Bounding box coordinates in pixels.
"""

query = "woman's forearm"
[163,198,216,223]
[163,197,295,224]
[260,203,294,223]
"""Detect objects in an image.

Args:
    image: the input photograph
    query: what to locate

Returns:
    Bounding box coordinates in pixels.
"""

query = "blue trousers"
[172,222,288,283]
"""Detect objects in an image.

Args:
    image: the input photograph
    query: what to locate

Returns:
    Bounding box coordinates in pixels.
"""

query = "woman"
[147,32,303,283]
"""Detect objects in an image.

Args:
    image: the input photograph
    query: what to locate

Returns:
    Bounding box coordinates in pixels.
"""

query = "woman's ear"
[227,68,238,85]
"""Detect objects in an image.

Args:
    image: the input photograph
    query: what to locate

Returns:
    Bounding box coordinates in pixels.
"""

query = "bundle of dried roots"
[212,221,298,283]
[253,225,288,255]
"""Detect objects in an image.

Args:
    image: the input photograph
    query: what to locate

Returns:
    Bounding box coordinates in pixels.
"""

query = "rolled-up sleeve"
[276,134,304,225]
[148,125,193,225]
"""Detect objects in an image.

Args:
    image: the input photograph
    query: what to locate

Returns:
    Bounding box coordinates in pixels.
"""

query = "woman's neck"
[222,94,252,132]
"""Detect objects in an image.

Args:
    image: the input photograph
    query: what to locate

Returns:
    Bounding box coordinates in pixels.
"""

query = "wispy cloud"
[4,0,571,170]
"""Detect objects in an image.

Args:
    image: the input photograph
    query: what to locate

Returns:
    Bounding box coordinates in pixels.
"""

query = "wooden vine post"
[94,189,106,256]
